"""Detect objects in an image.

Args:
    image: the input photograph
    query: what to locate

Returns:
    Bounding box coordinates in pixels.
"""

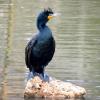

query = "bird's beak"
[48,13,59,20]
[48,15,53,20]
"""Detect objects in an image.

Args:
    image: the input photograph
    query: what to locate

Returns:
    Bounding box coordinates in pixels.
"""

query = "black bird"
[25,8,56,81]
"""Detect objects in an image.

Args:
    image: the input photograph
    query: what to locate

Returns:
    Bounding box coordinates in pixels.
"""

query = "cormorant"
[25,8,56,81]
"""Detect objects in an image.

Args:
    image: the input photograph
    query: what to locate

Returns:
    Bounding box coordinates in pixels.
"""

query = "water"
[0,0,100,100]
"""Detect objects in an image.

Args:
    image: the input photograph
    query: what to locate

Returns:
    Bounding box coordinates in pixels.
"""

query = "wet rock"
[24,76,86,99]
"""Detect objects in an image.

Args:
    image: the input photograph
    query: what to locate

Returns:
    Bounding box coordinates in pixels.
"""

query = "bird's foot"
[40,72,50,82]
[27,72,51,82]
[34,72,50,82]
[27,71,34,81]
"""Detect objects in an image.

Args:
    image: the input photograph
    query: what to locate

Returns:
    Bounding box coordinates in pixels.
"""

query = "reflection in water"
[0,0,100,100]
[1,65,7,100]
[1,0,14,99]
[24,97,85,100]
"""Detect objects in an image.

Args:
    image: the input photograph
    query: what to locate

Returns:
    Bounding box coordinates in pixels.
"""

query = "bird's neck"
[37,21,47,31]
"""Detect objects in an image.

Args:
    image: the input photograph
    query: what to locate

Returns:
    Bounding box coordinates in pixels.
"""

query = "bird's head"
[37,8,56,30]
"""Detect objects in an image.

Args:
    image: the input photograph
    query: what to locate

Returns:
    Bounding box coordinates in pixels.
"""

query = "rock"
[24,76,86,99]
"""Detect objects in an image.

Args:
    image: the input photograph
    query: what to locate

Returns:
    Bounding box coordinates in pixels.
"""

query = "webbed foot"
[27,71,51,82]
[40,72,50,82]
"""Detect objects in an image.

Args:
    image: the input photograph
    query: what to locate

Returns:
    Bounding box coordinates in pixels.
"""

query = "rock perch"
[24,76,86,99]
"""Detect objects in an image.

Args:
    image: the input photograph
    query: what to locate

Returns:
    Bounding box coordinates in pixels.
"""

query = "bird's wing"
[25,34,38,71]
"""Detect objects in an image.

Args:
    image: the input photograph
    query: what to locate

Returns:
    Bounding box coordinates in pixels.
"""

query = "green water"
[0,0,100,100]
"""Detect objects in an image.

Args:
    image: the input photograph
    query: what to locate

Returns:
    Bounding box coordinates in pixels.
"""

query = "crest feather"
[44,8,53,14]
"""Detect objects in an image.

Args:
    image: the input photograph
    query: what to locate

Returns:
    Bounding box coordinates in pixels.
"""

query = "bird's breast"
[33,36,55,58]
[36,36,54,50]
